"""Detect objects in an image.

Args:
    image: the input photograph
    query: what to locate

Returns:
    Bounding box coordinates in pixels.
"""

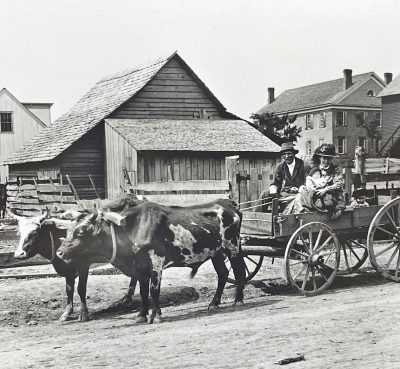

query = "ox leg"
[209,252,229,310]
[229,252,246,307]
[109,277,137,309]
[136,279,150,323]
[77,266,89,322]
[60,275,75,321]
[148,251,164,324]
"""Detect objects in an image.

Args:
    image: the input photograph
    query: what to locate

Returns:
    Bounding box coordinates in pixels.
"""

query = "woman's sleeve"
[327,166,344,191]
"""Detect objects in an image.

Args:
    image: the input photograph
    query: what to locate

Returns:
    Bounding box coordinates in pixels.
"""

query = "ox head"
[57,210,125,264]
[10,209,50,259]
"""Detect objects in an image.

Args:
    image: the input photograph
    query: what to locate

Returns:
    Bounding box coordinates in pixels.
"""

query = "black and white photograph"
[1,0,400,368]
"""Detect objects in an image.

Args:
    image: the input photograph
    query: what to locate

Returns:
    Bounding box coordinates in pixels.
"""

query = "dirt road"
[1,262,400,369]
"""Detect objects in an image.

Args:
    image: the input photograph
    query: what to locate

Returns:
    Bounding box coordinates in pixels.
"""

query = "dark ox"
[12,194,144,321]
[57,198,246,324]
[0,183,7,219]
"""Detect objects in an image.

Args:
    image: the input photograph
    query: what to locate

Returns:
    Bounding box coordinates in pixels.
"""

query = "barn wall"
[105,123,138,198]
[137,151,278,183]
[110,57,227,120]
[58,124,105,199]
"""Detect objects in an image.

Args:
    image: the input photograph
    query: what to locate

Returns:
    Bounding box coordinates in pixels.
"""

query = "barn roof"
[3,51,229,165]
[106,119,281,152]
[378,73,400,97]
[257,72,383,114]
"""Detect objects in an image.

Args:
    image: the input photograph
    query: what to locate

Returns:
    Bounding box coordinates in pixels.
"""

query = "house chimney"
[268,87,275,104]
[343,69,352,90]
[384,72,393,85]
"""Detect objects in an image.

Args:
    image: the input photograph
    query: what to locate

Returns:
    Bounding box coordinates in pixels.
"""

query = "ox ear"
[58,209,82,220]
[102,212,127,227]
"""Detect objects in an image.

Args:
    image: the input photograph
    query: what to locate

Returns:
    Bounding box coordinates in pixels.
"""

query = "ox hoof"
[135,316,148,324]
[78,311,89,322]
[59,313,72,322]
[208,304,219,311]
[148,316,163,324]
[233,301,244,307]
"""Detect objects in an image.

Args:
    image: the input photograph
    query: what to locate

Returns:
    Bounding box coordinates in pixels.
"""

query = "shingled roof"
[106,119,280,152]
[4,51,230,165]
[257,72,382,115]
[378,73,400,97]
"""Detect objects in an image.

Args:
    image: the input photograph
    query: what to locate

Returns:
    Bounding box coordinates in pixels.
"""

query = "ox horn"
[7,208,21,221]
[39,208,50,222]
[88,209,98,223]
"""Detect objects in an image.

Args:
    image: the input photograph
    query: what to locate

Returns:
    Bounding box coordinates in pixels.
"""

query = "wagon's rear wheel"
[368,197,400,282]
[225,254,264,284]
[337,239,368,275]
[284,222,340,296]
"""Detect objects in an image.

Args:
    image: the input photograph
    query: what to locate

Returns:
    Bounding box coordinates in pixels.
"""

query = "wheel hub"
[309,253,324,267]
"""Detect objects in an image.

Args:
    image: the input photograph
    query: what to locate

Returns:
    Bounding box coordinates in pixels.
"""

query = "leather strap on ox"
[109,223,117,264]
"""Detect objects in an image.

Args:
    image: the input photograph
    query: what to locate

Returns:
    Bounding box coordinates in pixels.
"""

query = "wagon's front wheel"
[284,222,340,296]
[368,197,400,282]
[225,254,264,284]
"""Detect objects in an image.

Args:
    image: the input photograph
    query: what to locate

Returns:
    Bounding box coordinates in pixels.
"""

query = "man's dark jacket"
[271,157,306,192]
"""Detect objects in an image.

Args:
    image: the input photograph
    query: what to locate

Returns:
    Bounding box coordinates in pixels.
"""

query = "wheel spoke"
[395,250,400,279]
[311,267,317,290]
[375,242,398,257]
[347,245,362,262]
[384,245,399,269]
[301,266,310,290]
[314,235,334,253]
[314,229,323,251]
[289,259,308,267]
[290,248,309,258]
[342,243,351,269]
[244,263,251,275]
[244,255,259,266]
[384,211,400,237]
[292,262,308,280]
[299,234,311,255]
[316,265,329,282]
[377,226,399,239]
[309,230,313,252]
[349,240,366,249]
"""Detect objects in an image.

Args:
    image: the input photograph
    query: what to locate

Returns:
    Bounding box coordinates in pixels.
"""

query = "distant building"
[256,70,391,160]
[0,88,51,182]
[377,73,400,157]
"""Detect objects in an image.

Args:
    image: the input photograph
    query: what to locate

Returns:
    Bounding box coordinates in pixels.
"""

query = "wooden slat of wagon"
[143,193,230,207]
[134,180,230,192]
[241,211,273,236]
[36,184,73,193]
[274,205,387,238]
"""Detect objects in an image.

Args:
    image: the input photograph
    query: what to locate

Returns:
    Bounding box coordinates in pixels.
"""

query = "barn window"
[0,112,13,132]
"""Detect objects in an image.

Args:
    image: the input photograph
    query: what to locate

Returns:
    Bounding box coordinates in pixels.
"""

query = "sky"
[1,0,399,122]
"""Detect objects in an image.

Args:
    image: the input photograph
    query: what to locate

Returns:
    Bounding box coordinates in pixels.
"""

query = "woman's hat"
[315,144,337,157]
[280,142,299,154]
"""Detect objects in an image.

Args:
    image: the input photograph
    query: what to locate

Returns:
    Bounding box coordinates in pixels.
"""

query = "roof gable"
[257,72,382,114]
[378,73,400,97]
[0,88,47,128]
[106,119,280,152]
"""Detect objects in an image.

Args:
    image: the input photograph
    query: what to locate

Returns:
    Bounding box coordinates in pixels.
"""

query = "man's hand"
[289,187,299,194]
[315,188,328,197]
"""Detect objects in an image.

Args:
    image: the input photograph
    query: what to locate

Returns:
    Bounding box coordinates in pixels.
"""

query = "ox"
[11,194,145,321]
[57,199,246,323]
[0,183,7,219]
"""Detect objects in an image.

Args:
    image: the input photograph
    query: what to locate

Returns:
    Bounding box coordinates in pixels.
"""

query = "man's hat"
[280,142,299,154]
[315,143,336,157]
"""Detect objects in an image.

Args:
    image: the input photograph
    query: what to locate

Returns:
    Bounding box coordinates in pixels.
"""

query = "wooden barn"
[3,51,280,199]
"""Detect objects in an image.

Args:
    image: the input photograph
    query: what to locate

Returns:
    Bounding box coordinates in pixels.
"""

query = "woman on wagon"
[284,143,346,220]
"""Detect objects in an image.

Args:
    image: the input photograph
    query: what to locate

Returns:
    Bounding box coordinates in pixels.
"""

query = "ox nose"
[14,250,27,259]
[56,249,64,259]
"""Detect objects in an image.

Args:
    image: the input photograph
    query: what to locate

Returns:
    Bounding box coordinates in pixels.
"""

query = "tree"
[250,112,302,144]
[355,112,382,153]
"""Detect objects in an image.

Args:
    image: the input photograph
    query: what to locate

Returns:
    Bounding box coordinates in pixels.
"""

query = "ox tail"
[189,266,199,279]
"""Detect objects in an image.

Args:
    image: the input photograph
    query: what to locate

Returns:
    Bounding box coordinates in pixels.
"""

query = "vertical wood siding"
[105,123,137,198]
[110,57,227,120]
[382,95,400,153]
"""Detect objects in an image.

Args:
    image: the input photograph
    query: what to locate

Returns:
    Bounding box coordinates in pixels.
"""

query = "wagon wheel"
[284,222,340,296]
[225,254,264,284]
[368,197,400,282]
[337,238,368,275]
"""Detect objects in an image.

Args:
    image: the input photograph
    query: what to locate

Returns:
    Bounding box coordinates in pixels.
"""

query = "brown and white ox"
[57,199,246,323]
[11,194,144,321]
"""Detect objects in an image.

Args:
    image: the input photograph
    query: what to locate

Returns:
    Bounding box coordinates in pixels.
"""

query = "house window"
[357,137,367,152]
[319,112,326,128]
[319,138,325,146]
[337,136,346,154]
[356,111,366,127]
[374,112,381,126]
[367,89,375,97]
[0,112,13,132]
[306,114,313,129]
[336,111,345,127]
[375,139,381,154]
[306,140,312,156]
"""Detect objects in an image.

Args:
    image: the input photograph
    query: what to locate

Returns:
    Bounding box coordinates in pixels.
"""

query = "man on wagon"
[255,142,306,212]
